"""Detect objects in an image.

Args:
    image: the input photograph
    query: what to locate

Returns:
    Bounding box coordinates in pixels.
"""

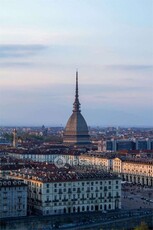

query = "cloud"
[80,83,152,93]
[105,65,153,71]
[0,44,47,58]
[0,62,36,68]
[0,83,151,104]
[0,82,151,95]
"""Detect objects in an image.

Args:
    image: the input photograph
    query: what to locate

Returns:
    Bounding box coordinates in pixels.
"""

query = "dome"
[63,71,90,146]
[65,112,88,135]
[63,111,90,145]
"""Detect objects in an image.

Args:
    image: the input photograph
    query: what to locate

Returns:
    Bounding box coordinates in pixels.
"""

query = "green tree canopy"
[134,221,149,230]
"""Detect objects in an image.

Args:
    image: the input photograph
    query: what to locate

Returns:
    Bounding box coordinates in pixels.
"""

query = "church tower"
[13,128,18,148]
[63,71,90,146]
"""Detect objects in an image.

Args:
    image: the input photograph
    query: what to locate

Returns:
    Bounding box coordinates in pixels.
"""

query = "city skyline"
[0,0,153,126]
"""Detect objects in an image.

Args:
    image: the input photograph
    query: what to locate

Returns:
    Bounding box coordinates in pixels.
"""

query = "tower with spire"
[13,128,18,148]
[73,70,81,112]
[63,71,90,146]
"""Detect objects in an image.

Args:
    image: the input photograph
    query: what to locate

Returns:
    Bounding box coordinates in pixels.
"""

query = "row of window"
[27,180,119,189]
[44,202,118,215]
[0,187,26,191]
[46,180,119,188]
[44,191,119,201]
[46,185,113,193]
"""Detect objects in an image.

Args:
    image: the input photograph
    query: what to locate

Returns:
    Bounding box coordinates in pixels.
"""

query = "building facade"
[10,166,121,215]
[113,157,153,186]
[79,153,112,171]
[7,151,79,165]
[0,179,27,218]
[98,139,153,152]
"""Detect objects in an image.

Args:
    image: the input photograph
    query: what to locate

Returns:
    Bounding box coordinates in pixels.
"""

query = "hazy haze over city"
[0,0,153,126]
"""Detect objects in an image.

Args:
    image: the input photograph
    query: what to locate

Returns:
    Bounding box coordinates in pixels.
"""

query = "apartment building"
[10,165,121,215]
[0,178,27,218]
[113,157,153,186]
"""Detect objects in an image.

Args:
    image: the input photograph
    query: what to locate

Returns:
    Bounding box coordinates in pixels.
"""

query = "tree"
[134,221,149,230]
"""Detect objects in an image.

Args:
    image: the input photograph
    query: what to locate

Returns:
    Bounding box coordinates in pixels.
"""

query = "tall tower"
[13,129,18,148]
[63,71,90,146]
[73,70,80,113]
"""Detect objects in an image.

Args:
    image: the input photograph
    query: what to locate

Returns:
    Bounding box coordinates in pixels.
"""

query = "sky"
[0,0,153,127]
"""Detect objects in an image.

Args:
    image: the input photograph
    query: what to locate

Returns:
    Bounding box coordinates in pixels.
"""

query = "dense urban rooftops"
[10,164,119,183]
[6,148,81,156]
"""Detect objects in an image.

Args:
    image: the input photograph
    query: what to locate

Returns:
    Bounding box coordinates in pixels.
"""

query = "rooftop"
[10,164,119,183]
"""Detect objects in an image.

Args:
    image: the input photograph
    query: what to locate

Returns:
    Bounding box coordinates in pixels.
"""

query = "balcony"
[80,198,86,201]
[89,197,95,200]
[45,200,51,203]
[53,199,59,202]
[115,195,120,198]
[99,196,104,199]
[71,198,77,201]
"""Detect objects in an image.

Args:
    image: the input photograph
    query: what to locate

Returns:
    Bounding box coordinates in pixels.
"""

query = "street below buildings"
[122,183,153,210]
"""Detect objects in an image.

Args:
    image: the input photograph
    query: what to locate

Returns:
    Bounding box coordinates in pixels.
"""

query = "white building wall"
[13,177,121,215]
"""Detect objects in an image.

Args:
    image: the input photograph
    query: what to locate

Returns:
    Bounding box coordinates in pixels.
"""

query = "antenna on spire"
[76,69,78,98]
